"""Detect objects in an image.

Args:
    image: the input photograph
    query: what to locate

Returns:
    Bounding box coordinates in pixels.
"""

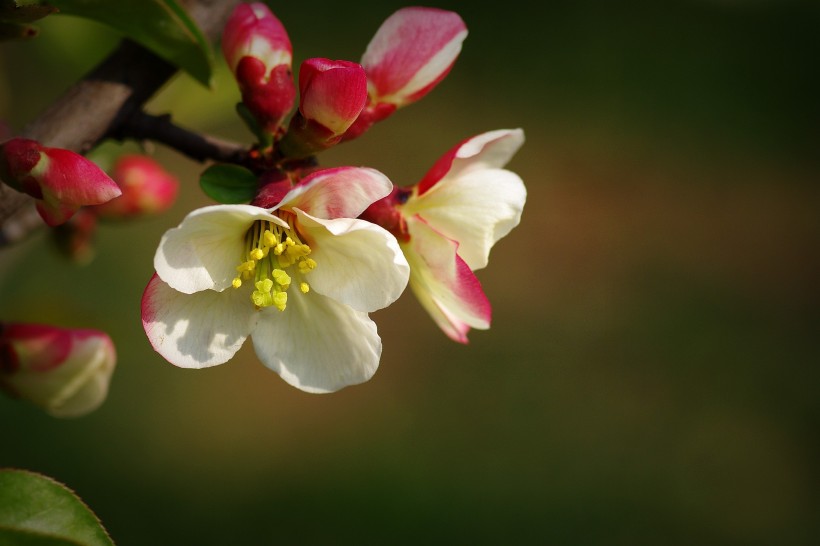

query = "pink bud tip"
[0,322,116,418]
[93,155,179,219]
[222,3,296,133]
[361,7,467,108]
[299,58,368,135]
[0,138,121,226]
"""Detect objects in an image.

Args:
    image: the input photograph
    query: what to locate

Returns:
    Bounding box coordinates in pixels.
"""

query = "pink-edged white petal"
[361,7,467,106]
[404,217,491,343]
[417,129,525,194]
[277,167,393,220]
[141,274,256,369]
[405,166,526,271]
[295,210,409,312]
[252,289,381,393]
[155,204,287,294]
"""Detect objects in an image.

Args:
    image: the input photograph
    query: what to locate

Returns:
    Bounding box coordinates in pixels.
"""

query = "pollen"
[233,217,318,311]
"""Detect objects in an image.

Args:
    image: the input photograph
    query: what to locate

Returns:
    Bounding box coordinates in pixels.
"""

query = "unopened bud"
[0,323,116,418]
[0,138,121,226]
[279,58,367,158]
[222,2,295,134]
[344,7,467,141]
[93,155,179,219]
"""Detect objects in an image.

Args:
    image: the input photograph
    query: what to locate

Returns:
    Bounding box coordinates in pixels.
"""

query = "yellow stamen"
[233,218,318,311]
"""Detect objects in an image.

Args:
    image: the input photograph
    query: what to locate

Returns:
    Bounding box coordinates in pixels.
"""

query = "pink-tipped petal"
[361,7,467,107]
[418,129,525,195]
[278,167,393,219]
[404,216,491,342]
[141,274,255,369]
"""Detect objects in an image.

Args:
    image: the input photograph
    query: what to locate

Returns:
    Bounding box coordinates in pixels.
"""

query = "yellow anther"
[236,260,255,273]
[300,282,310,293]
[263,230,276,247]
[250,248,264,260]
[273,291,287,311]
[273,243,284,255]
[232,277,242,289]
[272,269,291,290]
[298,258,317,273]
[284,237,295,247]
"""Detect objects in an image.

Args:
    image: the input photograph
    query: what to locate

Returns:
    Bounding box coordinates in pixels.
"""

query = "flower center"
[232,216,317,311]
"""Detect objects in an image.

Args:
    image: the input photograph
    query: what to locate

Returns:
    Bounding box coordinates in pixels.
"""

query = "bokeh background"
[1,0,818,544]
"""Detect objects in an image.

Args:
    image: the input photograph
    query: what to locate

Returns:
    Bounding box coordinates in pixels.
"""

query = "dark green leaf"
[47,0,213,86]
[0,469,115,546]
[200,164,259,204]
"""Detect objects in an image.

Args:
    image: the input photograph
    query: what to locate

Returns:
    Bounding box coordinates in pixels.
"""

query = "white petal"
[295,210,409,312]
[449,129,525,177]
[277,167,393,220]
[252,289,381,393]
[141,275,256,368]
[155,205,287,294]
[404,219,490,343]
[405,168,526,270]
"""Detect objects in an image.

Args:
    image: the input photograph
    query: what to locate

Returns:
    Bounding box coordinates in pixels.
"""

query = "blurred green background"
[1,0,818,544]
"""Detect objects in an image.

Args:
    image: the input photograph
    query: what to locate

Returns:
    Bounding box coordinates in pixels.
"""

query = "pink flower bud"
[0,138,121,226]
[0,323,116,418]
[361,7,467,108]
[279,58,367,158]
[222,2,295,134]
[343,8,467,141]
[93,155,179,219]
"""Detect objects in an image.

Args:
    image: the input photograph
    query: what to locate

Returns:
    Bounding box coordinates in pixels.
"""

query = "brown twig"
[115,111,249,166]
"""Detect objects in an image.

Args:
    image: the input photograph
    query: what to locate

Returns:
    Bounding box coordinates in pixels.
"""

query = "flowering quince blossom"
[142,167,410,393]
[361,129,526,343]
[0,322,116,418]
[0,137,121,226]
[222,2,295,134]
[344,7,468,141]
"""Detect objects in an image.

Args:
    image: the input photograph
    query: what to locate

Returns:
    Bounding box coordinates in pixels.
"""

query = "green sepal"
[199,164,259,204]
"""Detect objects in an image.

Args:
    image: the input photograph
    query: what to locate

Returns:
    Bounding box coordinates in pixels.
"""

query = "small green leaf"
[47,0,213,86]
[200,164,259,204]
[0,469,115,546]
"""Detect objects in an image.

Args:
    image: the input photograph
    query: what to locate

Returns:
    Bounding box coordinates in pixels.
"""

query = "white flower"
[362,129,526,342]
[141,167,409,393]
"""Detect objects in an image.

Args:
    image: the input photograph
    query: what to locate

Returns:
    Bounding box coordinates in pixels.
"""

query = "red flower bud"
[279,58,367,158]
[0,138,121,226]
[0,322,116,418]
[343,8,467,141]
[222,2,295,134]
[93,155,179,219]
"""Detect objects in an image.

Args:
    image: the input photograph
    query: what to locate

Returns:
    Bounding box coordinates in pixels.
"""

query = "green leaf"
[0,469,115,546]
[47,0,213,86]
[200,164,259,204]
